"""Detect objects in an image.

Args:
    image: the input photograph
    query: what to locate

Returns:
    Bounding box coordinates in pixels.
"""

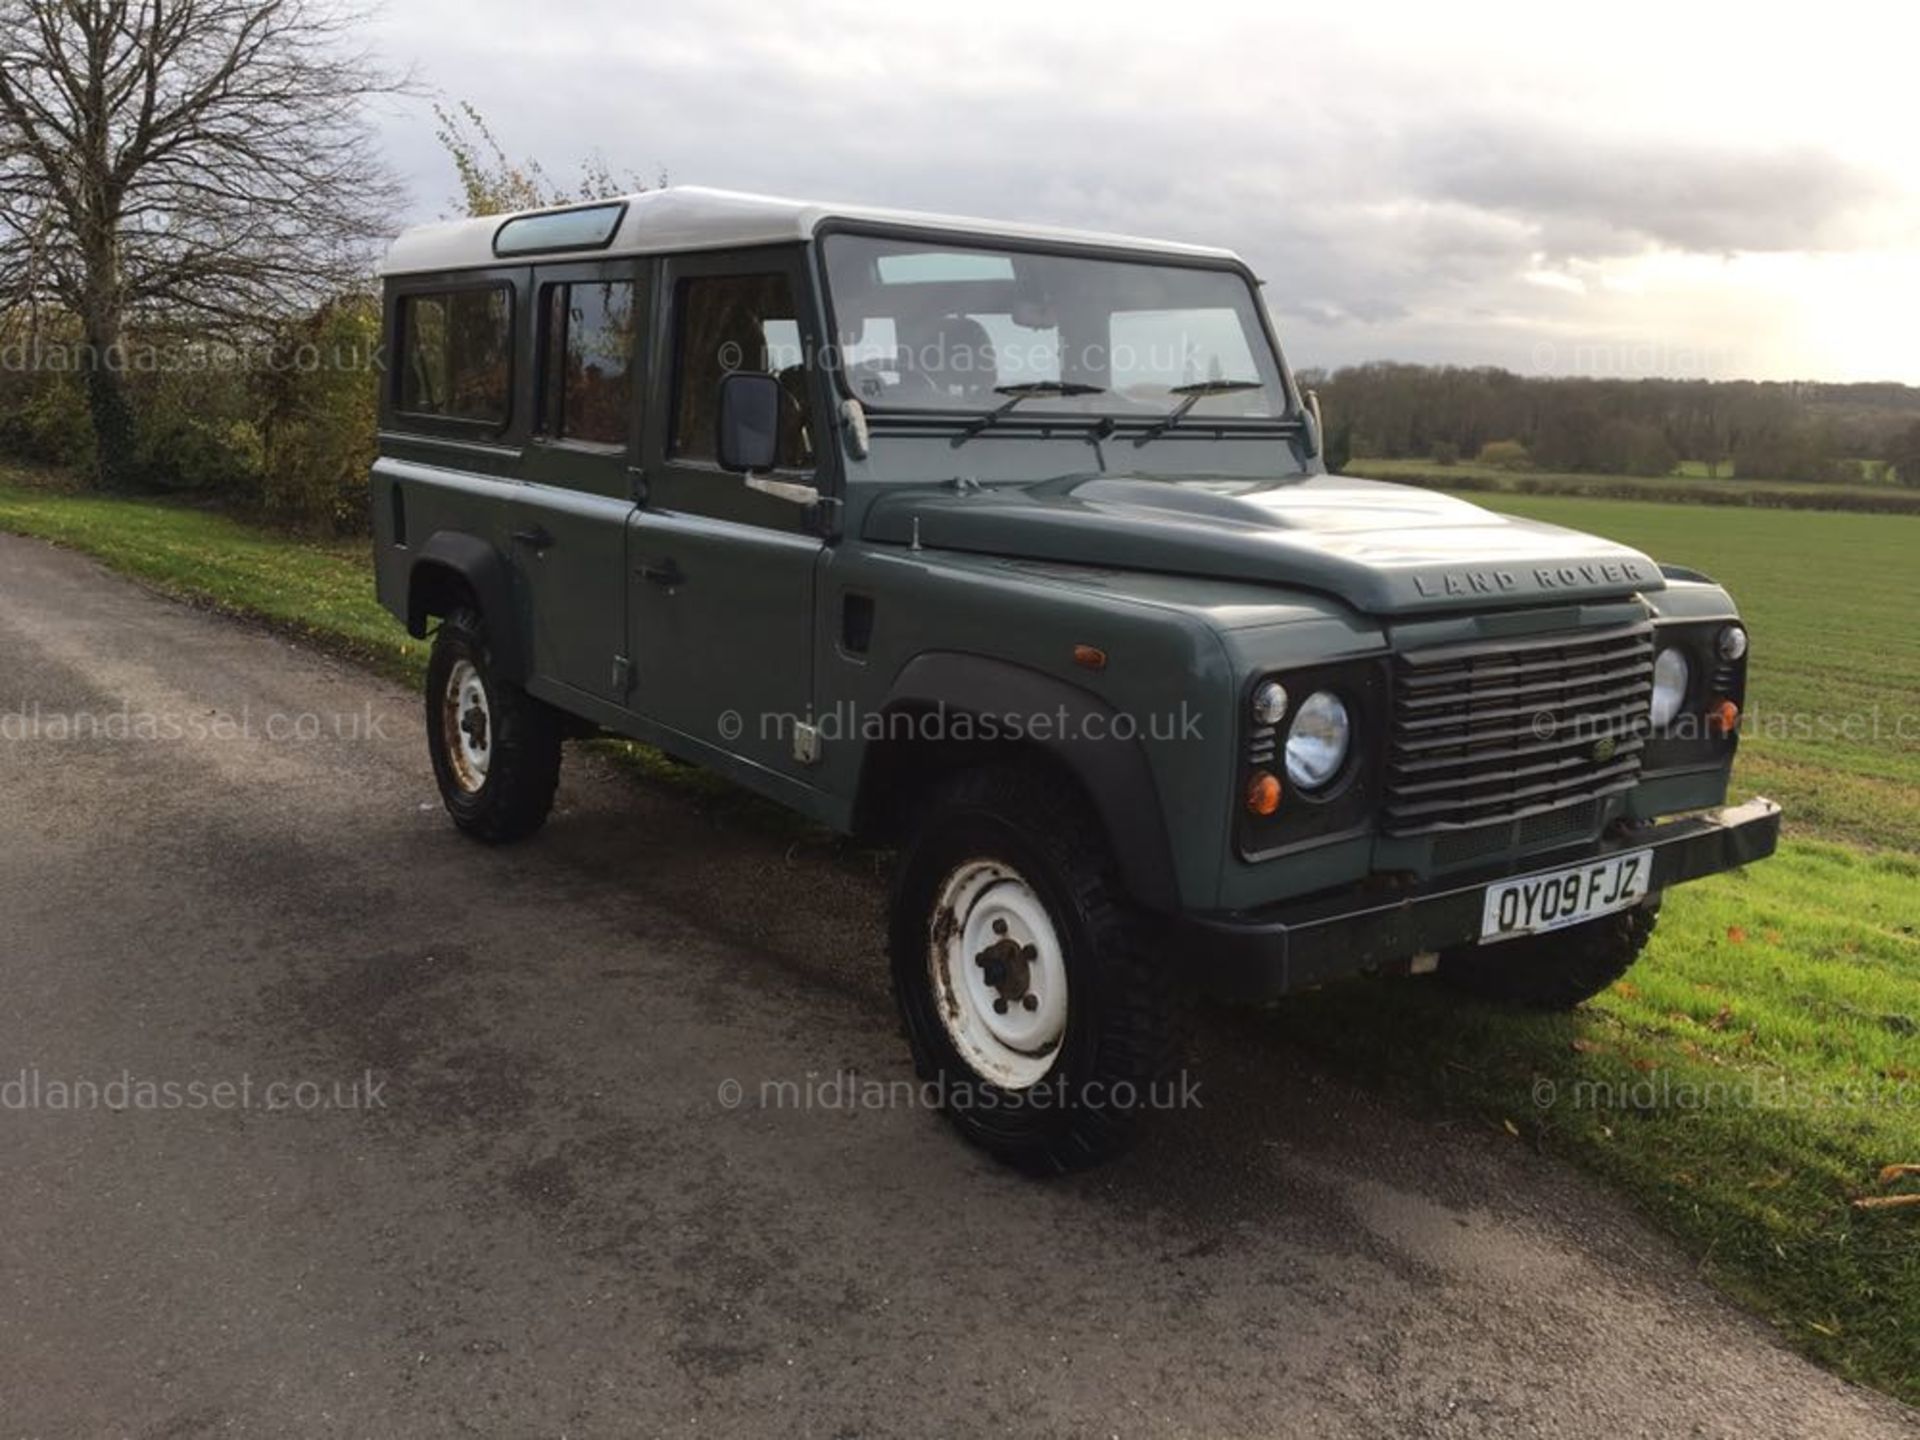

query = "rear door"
[510,260,646,705]
[625,246,830,778]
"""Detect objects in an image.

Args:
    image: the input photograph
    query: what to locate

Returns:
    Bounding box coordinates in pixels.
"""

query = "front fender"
[870,651,1182,914]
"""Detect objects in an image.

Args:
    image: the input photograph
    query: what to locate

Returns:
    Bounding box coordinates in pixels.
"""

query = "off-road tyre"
[425,607,563,844]
[1436,901,1659,1011]
[889,765,1187,1173]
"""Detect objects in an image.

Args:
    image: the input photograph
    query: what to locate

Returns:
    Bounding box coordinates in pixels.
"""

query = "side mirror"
[716,371,782,474]
[1304,388,1324,459]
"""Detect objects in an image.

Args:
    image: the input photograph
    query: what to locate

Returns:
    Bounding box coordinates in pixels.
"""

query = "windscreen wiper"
[952,381,1107,447]
[1132,379,1266,446]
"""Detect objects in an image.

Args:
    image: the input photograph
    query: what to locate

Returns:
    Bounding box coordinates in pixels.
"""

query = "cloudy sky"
[366,0,1919,383]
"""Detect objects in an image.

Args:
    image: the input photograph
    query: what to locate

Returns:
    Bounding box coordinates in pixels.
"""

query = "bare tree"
[0,0,404,488]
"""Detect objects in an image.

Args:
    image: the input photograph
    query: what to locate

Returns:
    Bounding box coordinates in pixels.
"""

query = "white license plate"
[1479,849,1653,944]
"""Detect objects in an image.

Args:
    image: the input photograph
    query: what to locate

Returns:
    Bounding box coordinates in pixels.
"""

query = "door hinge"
[611,655,633,695]
[792,721,823,767]
[808,496,844,539]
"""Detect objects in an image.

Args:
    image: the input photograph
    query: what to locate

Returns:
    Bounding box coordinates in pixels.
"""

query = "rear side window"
[671,273,812,470]
[539,280,638,447]
[397,287,511,424]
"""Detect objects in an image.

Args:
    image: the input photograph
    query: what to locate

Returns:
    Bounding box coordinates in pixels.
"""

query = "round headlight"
[1650,647,1690,728]
[1285,690,1351,790]
[1252,680,1288,726]
[1718,625,1748,662]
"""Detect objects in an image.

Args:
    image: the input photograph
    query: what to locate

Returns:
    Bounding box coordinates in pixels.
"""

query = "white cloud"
[364,0,1920,382]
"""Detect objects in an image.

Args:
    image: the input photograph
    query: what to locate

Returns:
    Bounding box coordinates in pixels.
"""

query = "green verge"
[3,465,1917,1405]
[0,470,757,818]
[1256,837,1919,1404]
[0,470,428,685]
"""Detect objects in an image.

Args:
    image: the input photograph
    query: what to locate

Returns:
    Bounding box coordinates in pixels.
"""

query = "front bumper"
[1180,798,1782,1001]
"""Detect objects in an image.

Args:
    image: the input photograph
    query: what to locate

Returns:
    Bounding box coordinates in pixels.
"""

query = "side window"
[538,279,638,447]
[671,273,812,470]
[397,286,511,423]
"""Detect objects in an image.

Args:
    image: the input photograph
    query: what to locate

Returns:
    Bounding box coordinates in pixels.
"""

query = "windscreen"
[822,233,1288,420]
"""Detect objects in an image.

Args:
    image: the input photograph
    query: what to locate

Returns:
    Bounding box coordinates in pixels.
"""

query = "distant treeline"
[1298,363,1920,485]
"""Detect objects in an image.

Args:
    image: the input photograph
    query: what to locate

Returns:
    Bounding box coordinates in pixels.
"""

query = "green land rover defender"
[372,187,1780,1170]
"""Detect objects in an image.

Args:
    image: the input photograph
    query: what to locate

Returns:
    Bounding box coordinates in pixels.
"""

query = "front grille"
[1385,623,1653,837]
[1518,797,1599,846]
[1432,822,1513,868]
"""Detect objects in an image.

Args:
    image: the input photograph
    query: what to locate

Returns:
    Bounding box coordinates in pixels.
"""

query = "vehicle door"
[509,260,646,705]
[626,247,831,778]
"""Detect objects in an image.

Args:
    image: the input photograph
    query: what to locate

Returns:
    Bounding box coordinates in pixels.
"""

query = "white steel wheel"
[442,658,493,794]
[928,859,1070,1090]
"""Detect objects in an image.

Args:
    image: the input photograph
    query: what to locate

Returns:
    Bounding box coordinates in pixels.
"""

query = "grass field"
[1468,494,1920,855]
[2,465,1917,1405]
[1347,457,1920,514]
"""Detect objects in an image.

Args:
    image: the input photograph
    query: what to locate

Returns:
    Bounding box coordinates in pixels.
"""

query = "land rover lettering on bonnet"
[371,187,1781,1171]
[1410,560,1650,600]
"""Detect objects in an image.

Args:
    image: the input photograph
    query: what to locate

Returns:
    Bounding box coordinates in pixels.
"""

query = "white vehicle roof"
[380,185,1240,277]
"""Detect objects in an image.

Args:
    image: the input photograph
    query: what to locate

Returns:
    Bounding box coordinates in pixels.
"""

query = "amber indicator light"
[1246,771,1282,816]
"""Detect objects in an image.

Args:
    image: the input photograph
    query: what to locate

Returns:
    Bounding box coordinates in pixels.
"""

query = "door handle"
[512,526,556,552]
[636,558,686,588]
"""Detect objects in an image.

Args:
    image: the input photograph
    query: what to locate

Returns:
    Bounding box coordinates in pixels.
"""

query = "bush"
[5,373,95,467]
[1324,420,1353,474]
[1886,421,1920,489]
[1431,440,1459,466]
[0,297,383,531]
[0,316,95,468]
[1475,439,1532,472]
[134,404,264,496]
[257,295,381,534]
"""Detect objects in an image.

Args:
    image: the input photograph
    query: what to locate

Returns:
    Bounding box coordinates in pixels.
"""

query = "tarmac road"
[1,530,1913,1440]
